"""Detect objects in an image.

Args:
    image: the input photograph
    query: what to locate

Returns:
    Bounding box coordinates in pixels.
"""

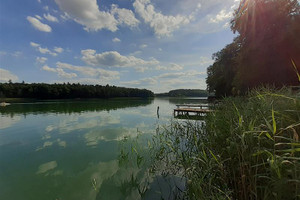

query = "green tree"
[231,0,300,91]
[207,0,300,96]
[206,37,240,97]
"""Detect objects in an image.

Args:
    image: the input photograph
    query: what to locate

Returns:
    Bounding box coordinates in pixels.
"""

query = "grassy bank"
[129,88,300,199]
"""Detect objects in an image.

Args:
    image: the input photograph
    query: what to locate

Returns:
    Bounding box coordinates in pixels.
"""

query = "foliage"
[206,0,300,97]
[206,37,241,97]
[148,88,300,199]
[0,82,154,99]
[156,89,208,97]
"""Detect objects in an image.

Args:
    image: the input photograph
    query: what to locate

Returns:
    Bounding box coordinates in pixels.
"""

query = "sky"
[0,0,239,93]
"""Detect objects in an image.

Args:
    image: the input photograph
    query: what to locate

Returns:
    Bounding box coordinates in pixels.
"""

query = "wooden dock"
[174,104,213,118]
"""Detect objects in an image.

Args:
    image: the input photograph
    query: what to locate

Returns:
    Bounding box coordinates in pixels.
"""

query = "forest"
[156,89,208,97]
[206,0,300,97]
[0,82,154,99]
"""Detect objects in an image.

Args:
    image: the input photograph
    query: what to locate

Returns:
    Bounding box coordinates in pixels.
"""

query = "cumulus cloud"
[43,13,59,22]
[27,16,52,32]
[81,49,159,72]
[111,4,140,28]
[133,0,193,37]
[112,38,121,43]
[42,65,77,79]
[36,57,48,64]
[0,68,19,82]
[54,47,64,53]
[30,42,63,56]
[209,9,232,23]
[54,0,139,32]
[54,0,118,31]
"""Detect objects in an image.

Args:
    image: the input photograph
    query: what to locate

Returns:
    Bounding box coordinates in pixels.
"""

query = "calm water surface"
[0,98,206,200]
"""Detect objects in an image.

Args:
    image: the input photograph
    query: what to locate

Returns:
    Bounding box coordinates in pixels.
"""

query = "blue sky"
[0,0,238,93]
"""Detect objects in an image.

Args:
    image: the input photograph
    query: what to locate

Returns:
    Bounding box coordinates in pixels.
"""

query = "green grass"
[127,87,300,199]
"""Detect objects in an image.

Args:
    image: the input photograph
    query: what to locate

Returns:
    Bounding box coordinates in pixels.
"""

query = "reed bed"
[119,87,300,199]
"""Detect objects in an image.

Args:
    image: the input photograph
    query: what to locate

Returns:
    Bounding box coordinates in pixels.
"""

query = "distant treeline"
[156,89,208,97]
[0,82,154,99]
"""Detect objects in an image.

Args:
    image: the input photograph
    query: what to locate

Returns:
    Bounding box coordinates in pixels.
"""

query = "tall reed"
[150,87,300,199]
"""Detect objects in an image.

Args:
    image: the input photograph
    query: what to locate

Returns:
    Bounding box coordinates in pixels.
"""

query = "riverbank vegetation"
[119,88,299,199]
[0,82,154,99]
[152,88,299,199]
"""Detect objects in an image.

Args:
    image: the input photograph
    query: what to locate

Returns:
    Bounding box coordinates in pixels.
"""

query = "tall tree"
[231,0,300,91]
[206,37,241,97]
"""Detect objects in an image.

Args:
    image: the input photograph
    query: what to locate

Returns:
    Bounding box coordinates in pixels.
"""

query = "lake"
[0,97,206,200]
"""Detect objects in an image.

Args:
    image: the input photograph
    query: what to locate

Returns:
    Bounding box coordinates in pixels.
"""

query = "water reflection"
[0,97,206,200]
[0,115,21,129]
[0,99,153,116]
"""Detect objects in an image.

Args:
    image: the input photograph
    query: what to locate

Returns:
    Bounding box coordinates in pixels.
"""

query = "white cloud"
[12,51,22,57]
[0,68,19,82]
[35,15,42,20]
[43,6,49,11]
[133,0,193,37]
[54,0,140,32]
[112,38,121,43]
[30,42,40,47]
[155,63,183,71]
[111,4,140,28]
[30,42,61,56]
[43,13,59,22]
[122,77,157,86]
[168,63,183,71]
[121,70,206,92]
[81,49,159,72]
[0,51,23,57]
[36,57,48,64]
[37,0,41,3]
[56,62,120,81]
[54,47,64,53]
[139,44,147,49]
[60,12,70,21]
[54,0,118,32]
[42,65,77,79]
[157,71,204,79]
[27,16,52,32]
[209,9,232,23]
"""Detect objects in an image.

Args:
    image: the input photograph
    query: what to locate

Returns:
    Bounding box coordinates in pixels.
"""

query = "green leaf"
[272,107,276,134]
[265,132,274,141]
[209,150,220,165]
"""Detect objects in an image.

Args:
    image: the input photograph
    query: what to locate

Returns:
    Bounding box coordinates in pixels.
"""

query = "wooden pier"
[174,104,213,118]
